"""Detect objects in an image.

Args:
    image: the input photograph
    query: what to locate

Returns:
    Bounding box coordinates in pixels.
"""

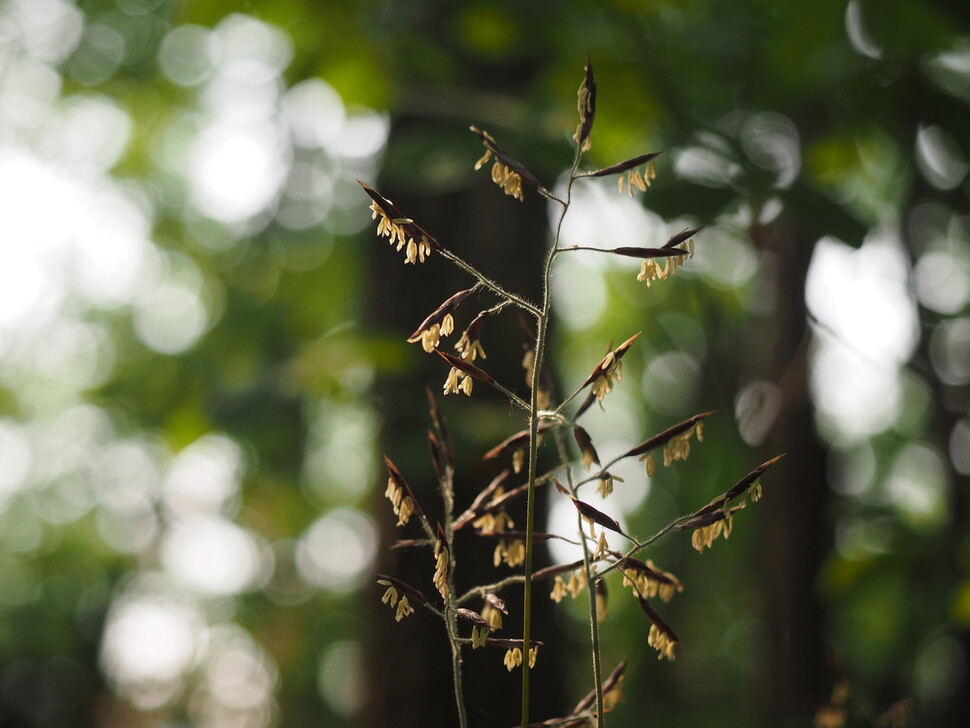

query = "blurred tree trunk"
[749,218,829,726]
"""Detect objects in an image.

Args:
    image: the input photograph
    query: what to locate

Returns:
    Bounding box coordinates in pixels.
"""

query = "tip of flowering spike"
[616,331,642,352]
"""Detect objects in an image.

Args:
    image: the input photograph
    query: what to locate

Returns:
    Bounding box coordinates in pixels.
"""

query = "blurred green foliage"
[0,0,968,726]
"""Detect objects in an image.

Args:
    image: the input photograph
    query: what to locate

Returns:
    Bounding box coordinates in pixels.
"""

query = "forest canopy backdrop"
[0,0,968,726]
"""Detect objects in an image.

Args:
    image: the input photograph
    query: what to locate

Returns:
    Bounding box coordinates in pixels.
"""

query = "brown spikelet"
[532,560,586,581]
[678,506,742,532]
[611,246,690,259]
[573,56,597,150]
[581,332,641,389]
[436,350,495,384]
[407,288,475,344]
[359,181,443,251]
[384,455,424,518]
[469,126,543,192]
[572,660,627,716]
[570,497,625,536]
[624,411,716,458]
[613,553,683,590]
[454,470,510,530]
[477,530,559,543]
[456,608,493,630]
[374,573,428,604]
[575,392,597,419]
[691,453,785,519]
[589,152,663,178]
[428,430,445,480]
[637,596,680,644]
[573,426,600,471]
[426,387,453,468]
[662,226,706,249]
[484,593,508,615]
[482,422,554,461]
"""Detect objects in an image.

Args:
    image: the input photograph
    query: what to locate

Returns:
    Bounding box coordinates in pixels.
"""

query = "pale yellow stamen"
[648,624,677,660]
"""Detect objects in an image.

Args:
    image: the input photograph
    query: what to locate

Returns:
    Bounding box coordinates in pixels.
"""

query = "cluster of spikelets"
[362,57,785,727]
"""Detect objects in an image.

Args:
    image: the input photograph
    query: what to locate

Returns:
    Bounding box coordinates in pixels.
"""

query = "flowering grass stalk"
[363,57,783,728]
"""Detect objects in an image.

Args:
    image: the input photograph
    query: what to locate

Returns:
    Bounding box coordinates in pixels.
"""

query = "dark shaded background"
[0,0,968,726]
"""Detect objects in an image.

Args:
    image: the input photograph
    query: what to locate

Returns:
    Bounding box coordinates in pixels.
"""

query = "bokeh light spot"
[318,641,365,717]
[295,507,377,593]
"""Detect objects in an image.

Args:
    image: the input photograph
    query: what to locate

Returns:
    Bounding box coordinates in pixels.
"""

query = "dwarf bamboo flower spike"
[680,453,785,551]
[570,497,625,540]
[443,366,474,396]
[596,471,623,499]
[455,310,490,362]
[688,507,739,551]
[436,351,494,398]
[383,456,422,527]
[568,659,627,722]
[590,152,662,196]
[471,127,522,200]
[494,536,526,568]
[481,594,507,630]
[550,575,568,603]
[469,125,542,202]
[581,332,641,403]
[363,59,775,728]
[502,645,539,672]
[593,530,609,560]
[471,626,489,648]
[407,288,474,353]
[458,609,493,649]
[433,528,449,600]
[618,555,684,603]
[638,596,680,661]
[573,56,596,152]
[376,575,426,622]
[648,624,677,661]
[566,569,586,599]
[637,226,702,286]
[663,419,703,467]
[482,422,552,473]
[619,161,656,196]
[624,410,715,477]
[359,181,438,264]
[573,426,599,472]
[378,580,416,622]
[503,648,521,671]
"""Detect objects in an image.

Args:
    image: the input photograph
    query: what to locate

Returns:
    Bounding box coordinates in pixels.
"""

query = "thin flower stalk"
[553,392,607,727]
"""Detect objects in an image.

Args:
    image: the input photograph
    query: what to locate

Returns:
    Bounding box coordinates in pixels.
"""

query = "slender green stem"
[593,516,694,583]
[579,522,605,728]
[439,249,541,317]
[457,575,527,606]
[569,445,653,494]
[490,382,532,412]
[553,428,606,727]
[448,609,467,728]
[440,465,469,728]
[521,148,584,728]
[554,245,619,254]
[519,245,554,728]
[552,384,588,417]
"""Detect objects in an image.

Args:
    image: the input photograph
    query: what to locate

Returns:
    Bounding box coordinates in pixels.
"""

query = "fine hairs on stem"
[364,57,784,728]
